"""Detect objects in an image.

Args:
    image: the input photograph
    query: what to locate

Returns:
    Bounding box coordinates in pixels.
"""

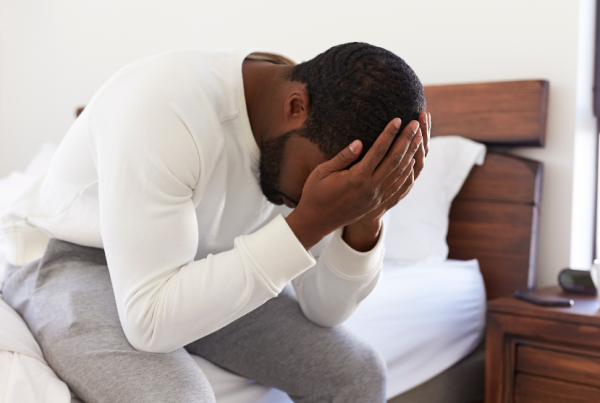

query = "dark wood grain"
[486,288,600,403]
[424,80,549,146]
[495,313,600,350]
[485,314,508,403]
[448,202,536,300]
[513,374,600,403]
[488,286,600,327]
[516,345,600,388]
[447,152,542,300]
[455,153,542,205]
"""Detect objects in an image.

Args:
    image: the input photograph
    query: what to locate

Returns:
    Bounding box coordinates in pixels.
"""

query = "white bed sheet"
[0,145,486,402]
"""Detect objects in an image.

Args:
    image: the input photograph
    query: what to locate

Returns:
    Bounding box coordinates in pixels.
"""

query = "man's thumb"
[320,140,362,174]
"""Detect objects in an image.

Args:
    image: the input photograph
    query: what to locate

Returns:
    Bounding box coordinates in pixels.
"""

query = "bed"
[0,79,547,403]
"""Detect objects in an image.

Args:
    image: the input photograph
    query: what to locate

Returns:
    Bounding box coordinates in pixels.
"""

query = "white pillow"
[383,136,486,265]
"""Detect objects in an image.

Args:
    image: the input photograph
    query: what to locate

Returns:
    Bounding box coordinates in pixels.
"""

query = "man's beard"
[259,131,295,205]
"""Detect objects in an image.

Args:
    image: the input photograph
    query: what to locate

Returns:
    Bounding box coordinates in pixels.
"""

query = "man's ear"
[283,84,310,129]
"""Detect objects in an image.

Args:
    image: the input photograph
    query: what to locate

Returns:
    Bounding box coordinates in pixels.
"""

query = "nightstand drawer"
[516,344,600,388]
[514,373,600,403]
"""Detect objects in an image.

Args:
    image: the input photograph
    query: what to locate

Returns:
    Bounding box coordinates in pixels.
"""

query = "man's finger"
[358,118,401,174]
[413,133,425,181]
[381,163,415,203]
[318,139,363,176]
[381,155,415,197]
[408,112,427,181]
[413,114,426,180]
[392,169,415,204]
[426,112,431,156]
[373,121,420,184]
[418,112,429,157]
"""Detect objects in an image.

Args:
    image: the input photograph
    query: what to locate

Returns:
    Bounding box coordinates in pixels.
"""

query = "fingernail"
[393,118,401,130]
[349,140,360,153]
[411,121,419,133]
[411,159,416,167]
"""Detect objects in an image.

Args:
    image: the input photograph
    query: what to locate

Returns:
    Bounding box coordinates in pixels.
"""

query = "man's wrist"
[285,209,329,251]
[342,216,383,252]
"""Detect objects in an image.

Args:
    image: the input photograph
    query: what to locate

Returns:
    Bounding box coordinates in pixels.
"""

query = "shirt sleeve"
[90,80,315,353]
[292,224,385,327]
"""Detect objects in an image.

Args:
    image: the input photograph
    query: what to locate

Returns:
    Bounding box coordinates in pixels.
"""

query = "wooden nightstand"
[485,287,600,402]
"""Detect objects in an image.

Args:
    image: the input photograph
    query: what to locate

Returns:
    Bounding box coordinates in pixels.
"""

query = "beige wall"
[0,0,595,287]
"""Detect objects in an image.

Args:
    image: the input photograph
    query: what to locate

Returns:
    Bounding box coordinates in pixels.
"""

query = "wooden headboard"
[424,80,548,300]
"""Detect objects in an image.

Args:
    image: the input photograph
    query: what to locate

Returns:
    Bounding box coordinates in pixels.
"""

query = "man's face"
[260,129,327,209]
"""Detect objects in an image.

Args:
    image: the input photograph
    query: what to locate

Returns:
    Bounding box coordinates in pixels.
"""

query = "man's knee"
[322,337,387,402]
[346,340,387,393]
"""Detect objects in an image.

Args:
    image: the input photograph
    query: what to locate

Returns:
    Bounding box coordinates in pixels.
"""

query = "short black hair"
[289,42,426,160]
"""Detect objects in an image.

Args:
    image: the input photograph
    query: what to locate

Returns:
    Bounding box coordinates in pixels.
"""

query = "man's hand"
[285,112,430,251]
[342,112,431,251]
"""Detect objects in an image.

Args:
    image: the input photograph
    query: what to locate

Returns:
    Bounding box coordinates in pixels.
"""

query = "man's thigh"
[2,239,215,403]
[185,285,387,403]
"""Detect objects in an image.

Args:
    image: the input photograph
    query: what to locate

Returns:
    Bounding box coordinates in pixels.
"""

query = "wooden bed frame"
[425,80,548,300]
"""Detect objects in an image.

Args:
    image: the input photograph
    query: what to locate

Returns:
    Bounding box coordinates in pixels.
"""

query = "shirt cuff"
[238,214,316,292]
[321,222,386,279]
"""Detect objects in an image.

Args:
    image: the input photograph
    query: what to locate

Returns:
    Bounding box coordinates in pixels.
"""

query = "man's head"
[258,42,426,207]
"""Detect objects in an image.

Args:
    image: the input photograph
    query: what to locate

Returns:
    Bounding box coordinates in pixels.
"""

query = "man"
[2,42,429,402]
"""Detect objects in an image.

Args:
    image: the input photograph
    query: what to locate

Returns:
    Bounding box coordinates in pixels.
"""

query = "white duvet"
[0,144,486,403]
[0,298,72,402]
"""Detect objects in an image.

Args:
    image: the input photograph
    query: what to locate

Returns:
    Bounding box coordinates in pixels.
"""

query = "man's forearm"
[342,217,383,252]
[292,223,385,328]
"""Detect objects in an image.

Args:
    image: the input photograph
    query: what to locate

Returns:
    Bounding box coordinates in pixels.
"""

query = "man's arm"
[291,225,384,327]
[92,89,316,354]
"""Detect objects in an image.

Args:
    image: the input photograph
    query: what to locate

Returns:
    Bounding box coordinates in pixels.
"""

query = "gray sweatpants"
[2,239,386,403]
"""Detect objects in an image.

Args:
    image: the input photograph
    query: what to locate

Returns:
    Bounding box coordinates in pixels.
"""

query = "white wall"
[0,0,595,287]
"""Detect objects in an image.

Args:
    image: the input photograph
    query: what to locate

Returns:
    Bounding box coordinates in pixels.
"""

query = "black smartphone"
[514,290,574,307]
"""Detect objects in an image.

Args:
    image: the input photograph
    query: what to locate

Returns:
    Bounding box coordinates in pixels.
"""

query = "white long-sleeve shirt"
[1,48,385,353]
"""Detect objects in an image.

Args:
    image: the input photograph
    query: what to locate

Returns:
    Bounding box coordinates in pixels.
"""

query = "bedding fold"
[0,298,71,403]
